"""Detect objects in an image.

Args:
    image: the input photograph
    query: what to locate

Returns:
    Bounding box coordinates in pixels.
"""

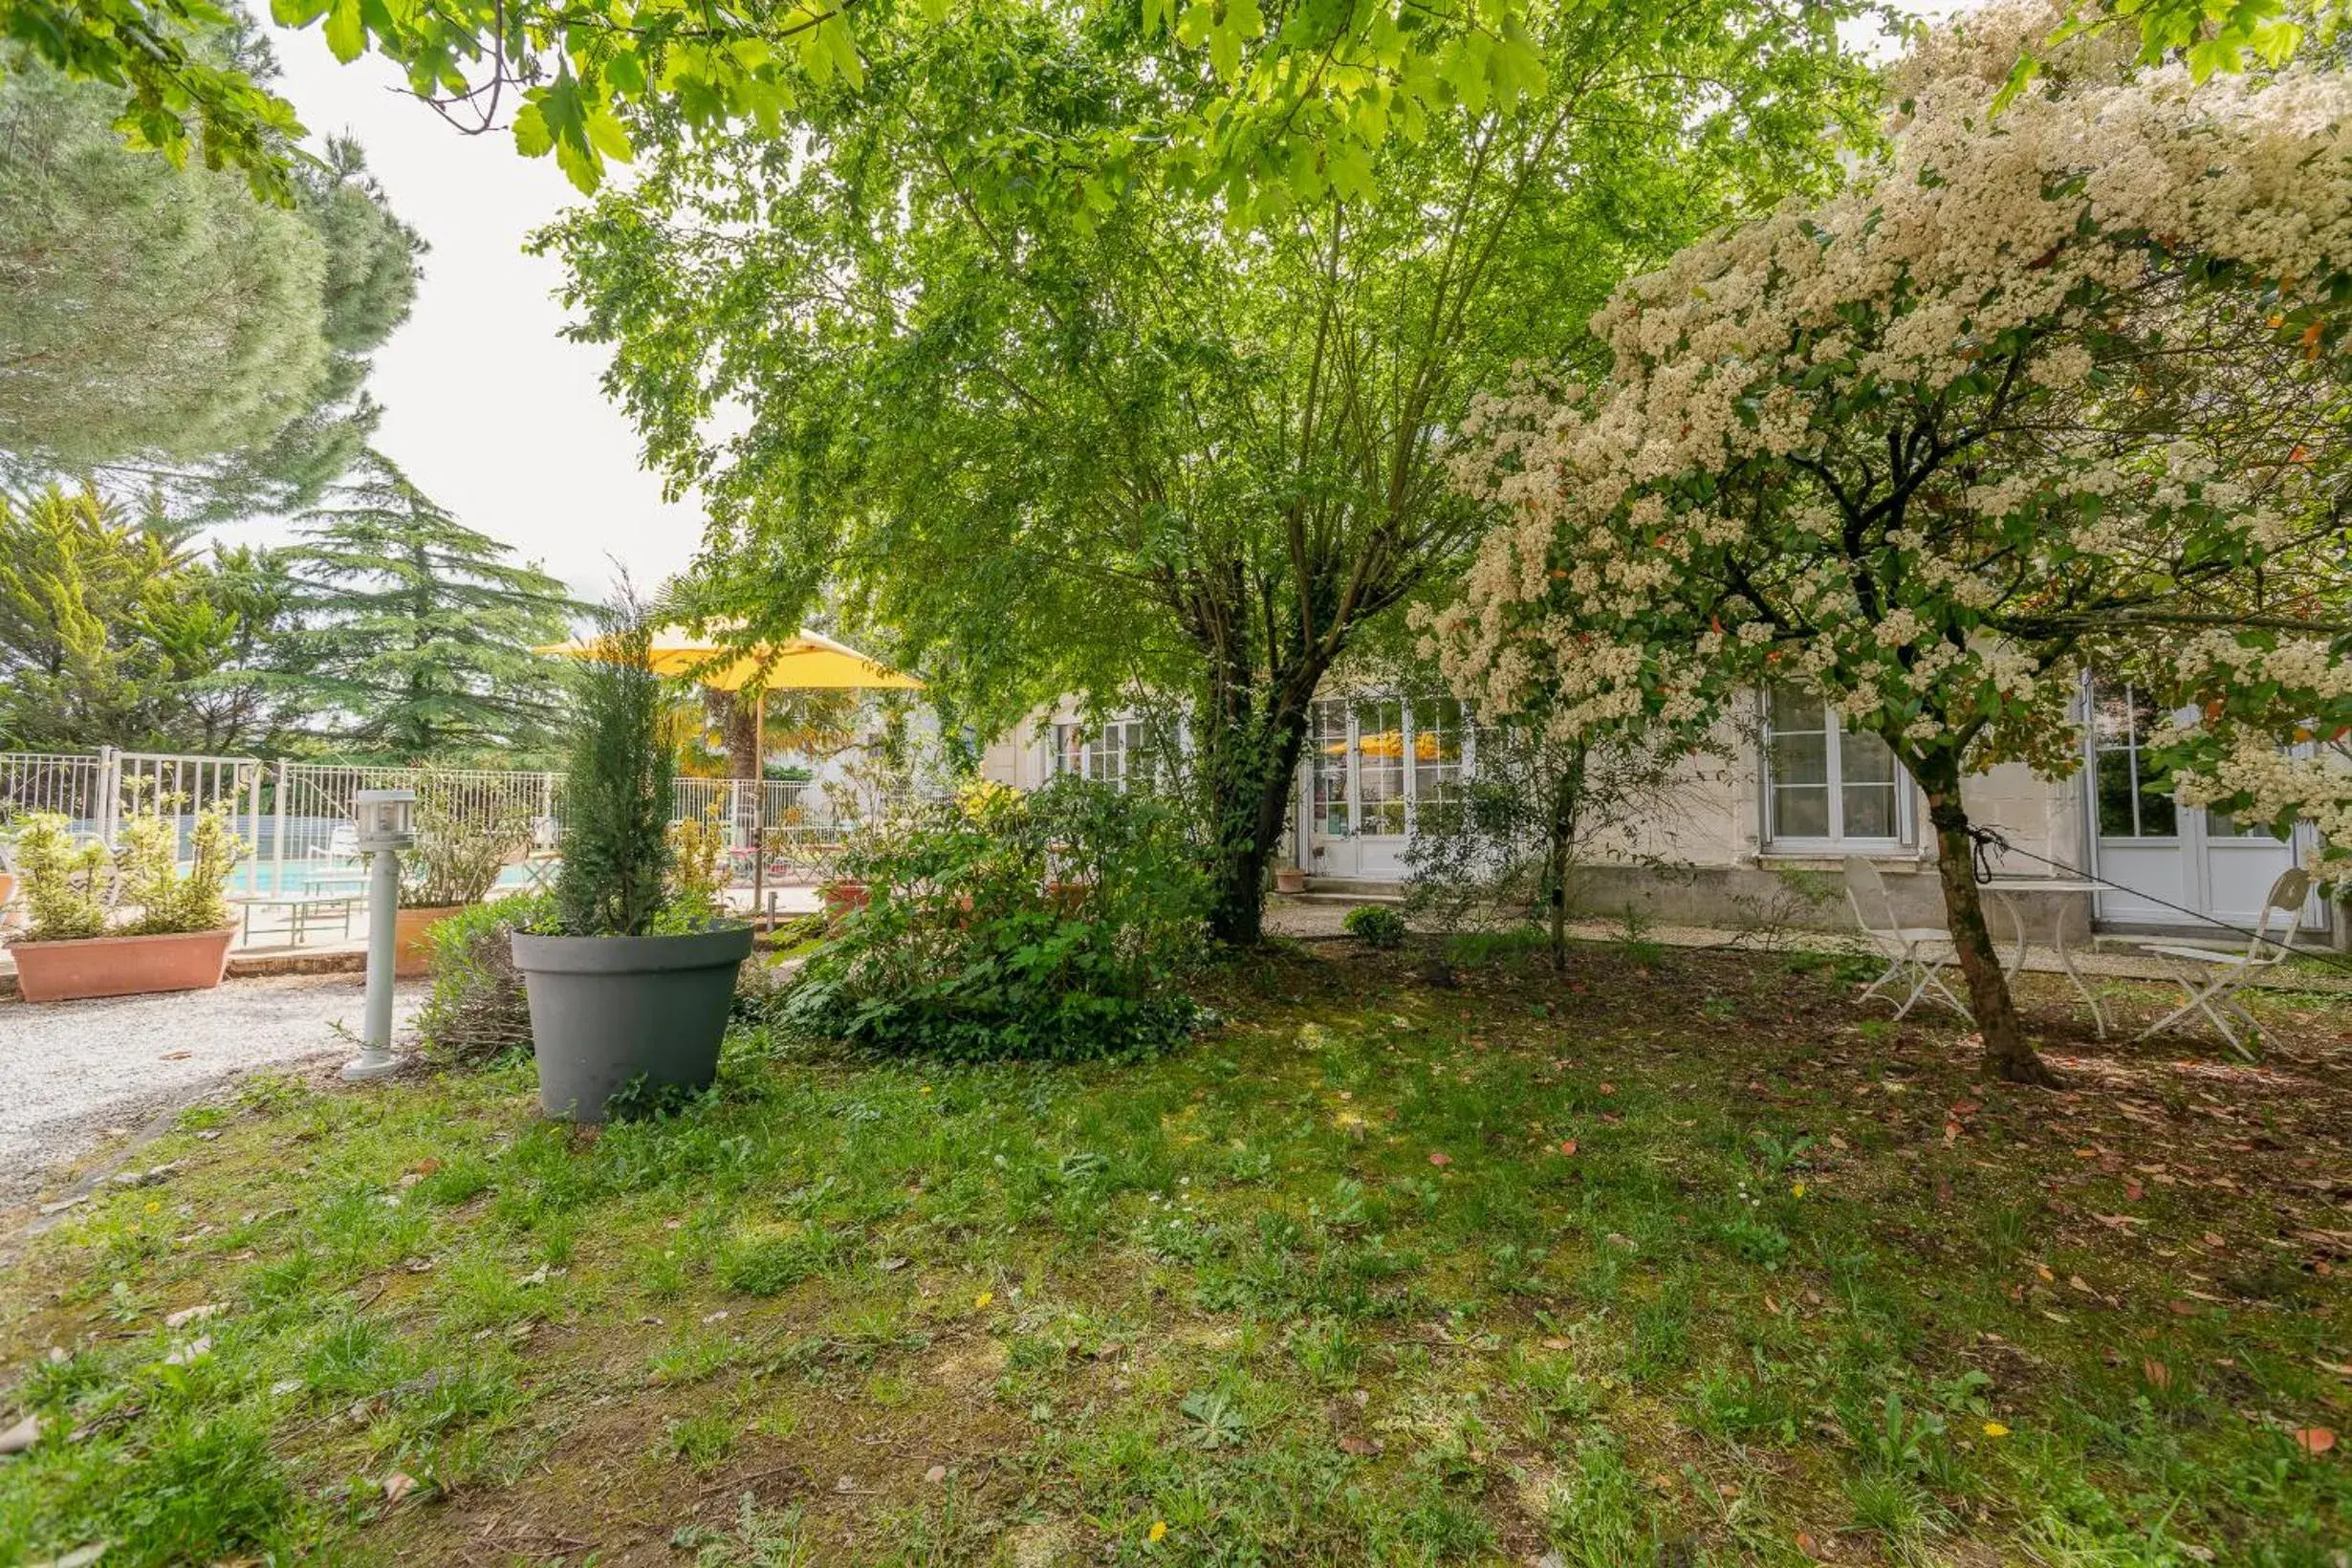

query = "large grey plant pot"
[511,924,754,1122]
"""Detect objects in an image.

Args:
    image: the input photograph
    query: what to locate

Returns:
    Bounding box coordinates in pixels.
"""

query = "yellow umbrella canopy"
[534,625,925,693]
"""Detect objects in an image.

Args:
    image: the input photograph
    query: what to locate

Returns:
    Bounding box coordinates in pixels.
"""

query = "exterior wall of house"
[981,689,2333,947]
[1556,741,2093,944]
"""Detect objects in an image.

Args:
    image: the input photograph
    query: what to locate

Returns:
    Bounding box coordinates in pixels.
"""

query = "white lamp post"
[345,789,415,1081]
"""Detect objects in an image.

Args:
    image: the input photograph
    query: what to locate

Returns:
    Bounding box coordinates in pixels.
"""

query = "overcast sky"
[245,26,706,601]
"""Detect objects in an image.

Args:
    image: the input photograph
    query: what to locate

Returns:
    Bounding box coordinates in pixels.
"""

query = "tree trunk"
[1918,781,2062,1087]
[711,689,760,779]
[1202,697,1312,946]
[1544,745,1585,973]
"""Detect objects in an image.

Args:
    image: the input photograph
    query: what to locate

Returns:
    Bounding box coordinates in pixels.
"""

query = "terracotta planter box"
[820,881,870,922]
[10,926,235,1003]
[395,904,465,978]
[1274,867,1308,894]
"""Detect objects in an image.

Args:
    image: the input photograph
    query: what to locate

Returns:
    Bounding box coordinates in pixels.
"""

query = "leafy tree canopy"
[544,0,1879,940]
[277,450,581,763]
[8,0,1844,222]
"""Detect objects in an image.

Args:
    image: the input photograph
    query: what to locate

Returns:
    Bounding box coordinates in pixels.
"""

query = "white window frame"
[1305,695,1476,839]
[1758,687,1912,853]
[1050,716,1175,791]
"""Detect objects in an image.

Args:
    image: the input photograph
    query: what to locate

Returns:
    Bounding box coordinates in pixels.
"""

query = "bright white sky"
[245,6,1955,602]
[247,26,707,601]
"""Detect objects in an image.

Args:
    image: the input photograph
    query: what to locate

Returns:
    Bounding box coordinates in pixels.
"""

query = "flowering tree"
[1426,0,2352,1085]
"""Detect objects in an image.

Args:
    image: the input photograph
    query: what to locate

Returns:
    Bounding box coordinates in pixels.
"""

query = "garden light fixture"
[346,788,416,1081]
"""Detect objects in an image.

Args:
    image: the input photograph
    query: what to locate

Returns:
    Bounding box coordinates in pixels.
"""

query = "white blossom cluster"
[1424,0,2352,857]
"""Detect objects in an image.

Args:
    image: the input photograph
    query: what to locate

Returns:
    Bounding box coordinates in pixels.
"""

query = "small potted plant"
[6,806,242,1002]
[395,774,536,977]
[511,609,753,1122]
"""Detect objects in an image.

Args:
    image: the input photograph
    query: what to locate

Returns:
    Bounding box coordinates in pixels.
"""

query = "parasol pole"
[751,692,766,929]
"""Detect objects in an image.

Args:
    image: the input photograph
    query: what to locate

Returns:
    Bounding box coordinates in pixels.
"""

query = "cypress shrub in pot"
[511,611,752,1122]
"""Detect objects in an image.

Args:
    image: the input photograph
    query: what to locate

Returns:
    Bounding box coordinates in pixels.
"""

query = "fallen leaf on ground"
[924,1464,947,1483]
[1427,1151,1451,1166]
[163,1303,221,1329]
[2293,1426,2336,1455]
[381,1471,417,1505]
[0,1413,38,1455]
[1338,1435,1380,1455]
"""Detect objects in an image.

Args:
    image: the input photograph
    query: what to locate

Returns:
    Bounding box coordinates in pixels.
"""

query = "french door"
[2087,683,2323,931]
[1301,698,1467,879]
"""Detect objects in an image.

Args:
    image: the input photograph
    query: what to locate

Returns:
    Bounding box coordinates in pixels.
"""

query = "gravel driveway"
[0,975,423,1206]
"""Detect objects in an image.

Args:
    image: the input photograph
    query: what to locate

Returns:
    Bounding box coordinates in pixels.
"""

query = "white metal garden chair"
[1844,857,1971,1021]
[2133,868,2312,1056]
[307,821,360,867]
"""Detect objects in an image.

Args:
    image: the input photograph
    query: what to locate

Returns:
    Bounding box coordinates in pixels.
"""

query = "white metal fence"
[1,749,266,863]
[1,750,833,897]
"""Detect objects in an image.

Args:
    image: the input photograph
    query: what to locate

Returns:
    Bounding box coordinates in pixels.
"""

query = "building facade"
[977,681,2336,948]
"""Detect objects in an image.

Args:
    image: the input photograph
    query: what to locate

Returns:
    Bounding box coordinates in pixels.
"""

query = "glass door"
[1298,697,1473,881]
[2088,681,2317,930]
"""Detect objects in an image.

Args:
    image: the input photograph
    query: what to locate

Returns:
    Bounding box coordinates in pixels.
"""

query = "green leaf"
[322,0,366,63]
[1209,21,1242,82]
[604,48,647,97]
[583,108,635,163]
[512,100,554,158]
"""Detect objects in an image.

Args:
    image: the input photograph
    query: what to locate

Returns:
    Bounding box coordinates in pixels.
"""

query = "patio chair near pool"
[2133,867,2311,1056]
[1844,856,1971,1022]
[307,821,361,868]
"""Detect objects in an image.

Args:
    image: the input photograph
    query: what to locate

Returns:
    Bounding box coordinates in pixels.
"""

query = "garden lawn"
[2,939,2348,1566]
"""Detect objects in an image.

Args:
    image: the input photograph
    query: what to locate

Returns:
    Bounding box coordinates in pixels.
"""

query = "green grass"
[2,942,2348,1565]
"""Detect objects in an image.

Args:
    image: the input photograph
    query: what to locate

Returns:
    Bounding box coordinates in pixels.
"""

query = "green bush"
[416,893,552,1065]
[8,805,241,941]
[776,777,1208,1061]
[1341,904,1408,948]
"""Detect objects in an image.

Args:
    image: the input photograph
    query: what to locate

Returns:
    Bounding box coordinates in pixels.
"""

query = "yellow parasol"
[534,623,924,764]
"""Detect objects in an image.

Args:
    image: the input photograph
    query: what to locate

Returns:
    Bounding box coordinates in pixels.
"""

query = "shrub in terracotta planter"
[6,806,242,1002]
[819,879,871,922]
[395,772,538,977]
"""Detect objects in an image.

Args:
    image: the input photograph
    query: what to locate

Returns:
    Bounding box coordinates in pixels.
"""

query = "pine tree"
[283,451,579,763]
[0,486,188,750]
[0,48,423,518]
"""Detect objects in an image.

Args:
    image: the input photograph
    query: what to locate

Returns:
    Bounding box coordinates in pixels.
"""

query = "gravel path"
[0,975,424,1205]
